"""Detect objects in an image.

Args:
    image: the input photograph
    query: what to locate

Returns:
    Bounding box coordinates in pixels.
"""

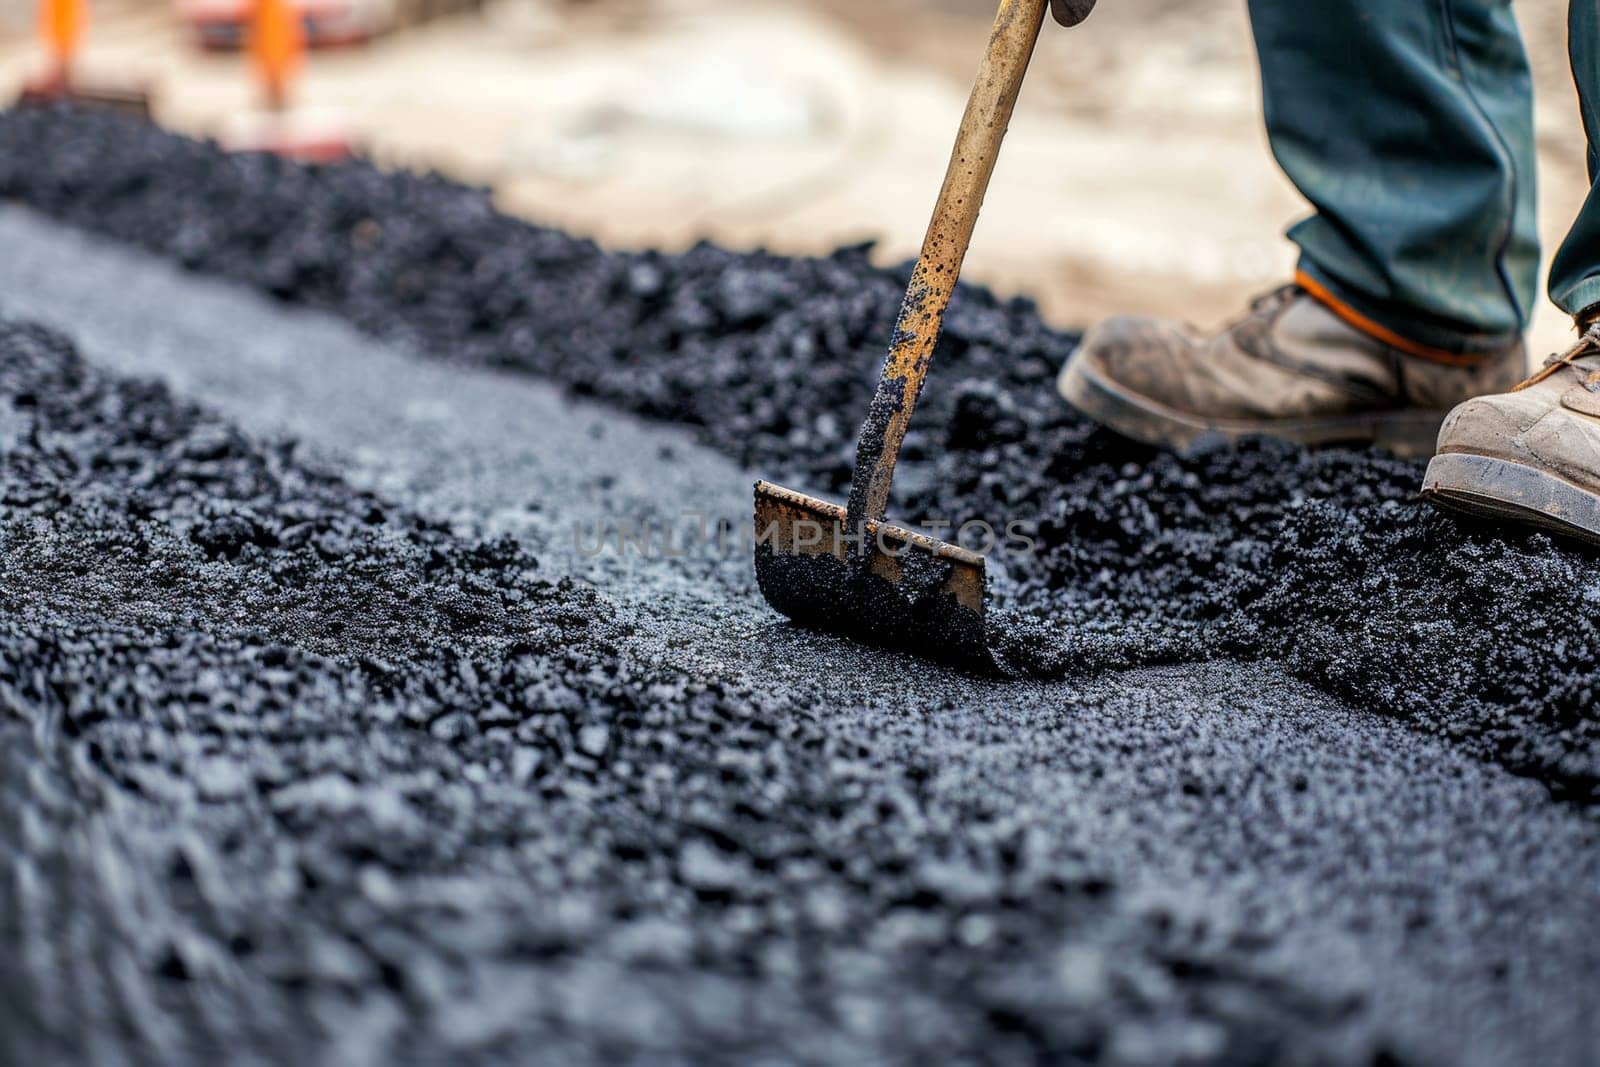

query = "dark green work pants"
[1248,0,1600,356]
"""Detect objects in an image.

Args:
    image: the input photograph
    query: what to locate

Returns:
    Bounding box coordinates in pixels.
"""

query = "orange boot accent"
[1294,270,1492,368]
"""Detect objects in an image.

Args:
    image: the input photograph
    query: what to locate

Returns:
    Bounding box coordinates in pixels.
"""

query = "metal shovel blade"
[752,481,995,670]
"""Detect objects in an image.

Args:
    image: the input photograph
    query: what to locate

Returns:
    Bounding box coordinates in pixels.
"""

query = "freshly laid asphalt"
[3,202,1600,1065]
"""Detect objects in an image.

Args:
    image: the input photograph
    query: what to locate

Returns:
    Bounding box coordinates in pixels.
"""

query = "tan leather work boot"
[1058,285,1526,458]
[1422,323,1600,546]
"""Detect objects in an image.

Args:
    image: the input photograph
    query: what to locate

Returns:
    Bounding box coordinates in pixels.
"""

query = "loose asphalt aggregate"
[0,108,1598,1065]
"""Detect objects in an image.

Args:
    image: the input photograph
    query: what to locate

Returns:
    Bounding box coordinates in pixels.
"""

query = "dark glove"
[1050,0,1096,26]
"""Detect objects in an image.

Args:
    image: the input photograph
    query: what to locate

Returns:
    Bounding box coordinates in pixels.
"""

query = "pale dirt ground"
[0,0,1586,361]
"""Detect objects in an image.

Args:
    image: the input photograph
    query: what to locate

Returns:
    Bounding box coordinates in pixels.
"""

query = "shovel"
[754,0,1088,669]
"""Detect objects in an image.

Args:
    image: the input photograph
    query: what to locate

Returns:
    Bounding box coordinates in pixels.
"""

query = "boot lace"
[1511,322,1600,393]
[1212,284,1297,334]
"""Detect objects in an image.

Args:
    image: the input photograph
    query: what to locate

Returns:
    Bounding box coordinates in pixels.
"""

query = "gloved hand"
[1050,0,1096,26]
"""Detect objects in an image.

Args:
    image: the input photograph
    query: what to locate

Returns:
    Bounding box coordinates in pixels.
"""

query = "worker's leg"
[1550,1,1600,316]
[1056,0,1532,457]
[1423,2,1600,545]
[1248,0,1539,357]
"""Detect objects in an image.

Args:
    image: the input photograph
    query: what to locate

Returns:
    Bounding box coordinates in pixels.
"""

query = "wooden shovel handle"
[845,0,1050,528]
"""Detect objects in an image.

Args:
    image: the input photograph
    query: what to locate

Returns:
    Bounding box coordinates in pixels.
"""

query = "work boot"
[1057,285,1525,458]
[1422,323,1600,546]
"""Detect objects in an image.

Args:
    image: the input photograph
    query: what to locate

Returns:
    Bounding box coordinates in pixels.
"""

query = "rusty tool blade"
[753,481,995,670]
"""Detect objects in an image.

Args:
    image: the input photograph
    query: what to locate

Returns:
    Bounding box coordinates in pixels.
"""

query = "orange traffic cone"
[249,0,303,112]
[18,0,151,115]
[37,0,88,89]
[222,0,352,162]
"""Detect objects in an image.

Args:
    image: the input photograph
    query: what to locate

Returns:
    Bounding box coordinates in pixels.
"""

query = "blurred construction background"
[0,0,1583,356]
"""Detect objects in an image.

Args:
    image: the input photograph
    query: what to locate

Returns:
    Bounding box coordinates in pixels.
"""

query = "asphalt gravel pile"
[4,108,1593,805]
[0,314,1409,1064]
[5,108,1600,1065]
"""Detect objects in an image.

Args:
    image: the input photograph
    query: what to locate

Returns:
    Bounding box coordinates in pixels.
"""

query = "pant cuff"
[1552,275,1600,322]
[1295,262,1521,365]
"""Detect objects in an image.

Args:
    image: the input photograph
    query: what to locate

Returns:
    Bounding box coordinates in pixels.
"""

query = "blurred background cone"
[248,0,302,111]
[37,0,88,87]
[221,0,353,161]
[18,0,151,114]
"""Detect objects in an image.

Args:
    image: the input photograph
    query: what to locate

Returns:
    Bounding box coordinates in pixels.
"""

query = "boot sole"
[1057,356,1447,459]
[1421,451,1600,548]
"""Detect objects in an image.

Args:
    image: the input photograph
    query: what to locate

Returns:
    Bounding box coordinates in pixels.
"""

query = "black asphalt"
[1,109,1598,1065]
